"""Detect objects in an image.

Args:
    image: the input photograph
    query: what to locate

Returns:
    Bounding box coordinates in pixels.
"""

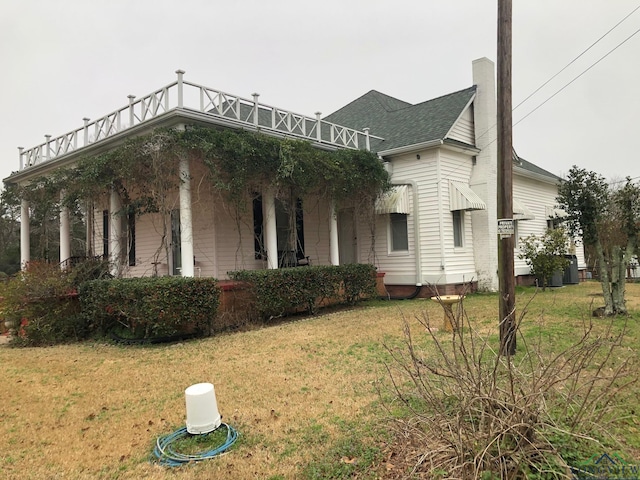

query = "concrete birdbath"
[430,295,465,332]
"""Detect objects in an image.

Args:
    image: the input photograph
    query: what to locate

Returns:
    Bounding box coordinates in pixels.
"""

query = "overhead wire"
[473,3,640,145]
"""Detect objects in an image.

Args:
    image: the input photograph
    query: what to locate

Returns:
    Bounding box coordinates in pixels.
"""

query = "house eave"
[4,107,346,185]
[513,164,560,185]
[378,139,443,158]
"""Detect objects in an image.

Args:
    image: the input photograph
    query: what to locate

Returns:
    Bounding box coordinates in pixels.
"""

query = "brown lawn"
[0,281,638,479]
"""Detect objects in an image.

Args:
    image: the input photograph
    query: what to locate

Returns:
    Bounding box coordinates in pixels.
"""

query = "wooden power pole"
[497,0,516,355]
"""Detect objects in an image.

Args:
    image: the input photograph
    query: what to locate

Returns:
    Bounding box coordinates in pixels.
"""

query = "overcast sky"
[1,0,639,186]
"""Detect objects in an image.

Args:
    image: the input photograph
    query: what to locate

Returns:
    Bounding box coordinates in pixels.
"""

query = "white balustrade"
[18,71,380,171]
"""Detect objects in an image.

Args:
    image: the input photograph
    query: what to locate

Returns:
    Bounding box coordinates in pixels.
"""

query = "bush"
[383,290,634,478]
[79,277,221,339]
[229,264,377,320]
[0,261,84,346]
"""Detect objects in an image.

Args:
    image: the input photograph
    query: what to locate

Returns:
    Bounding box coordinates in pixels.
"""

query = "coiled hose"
[153,423,238,466]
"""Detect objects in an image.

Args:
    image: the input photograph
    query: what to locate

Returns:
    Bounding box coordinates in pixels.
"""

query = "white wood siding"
[511,173,587,275]
[447,106,475,145]
[302,195,331,266]
[438,149,479,283]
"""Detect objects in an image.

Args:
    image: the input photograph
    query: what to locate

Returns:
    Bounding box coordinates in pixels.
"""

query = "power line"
[512,3,640,112]
[514,25,640,128]
[474,3,640,145]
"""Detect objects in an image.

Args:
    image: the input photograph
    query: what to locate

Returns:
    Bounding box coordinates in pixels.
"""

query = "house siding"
[439,149,479,284]
[447,105,475,145]
[512,172,586,275]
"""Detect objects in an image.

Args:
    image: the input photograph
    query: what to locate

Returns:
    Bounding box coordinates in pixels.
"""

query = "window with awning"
[513,199,535,221]
[449,181,486,211]
[545,206,568,218]
[375,185,410,214]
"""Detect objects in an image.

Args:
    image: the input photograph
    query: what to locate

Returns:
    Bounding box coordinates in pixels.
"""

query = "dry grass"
[0,281,638,479]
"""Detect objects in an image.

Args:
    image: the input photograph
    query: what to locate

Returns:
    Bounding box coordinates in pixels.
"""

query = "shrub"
[229,264,377,320]
[79,277,221,339]
[0,261,84,346]
[383,290,634,478]
[518,228,571,290]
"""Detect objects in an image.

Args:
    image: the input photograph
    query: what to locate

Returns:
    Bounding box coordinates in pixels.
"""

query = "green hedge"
[229,264,377,320]
[79,277,221,339]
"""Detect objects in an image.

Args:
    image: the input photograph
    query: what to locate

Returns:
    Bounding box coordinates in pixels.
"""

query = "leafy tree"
[518,227,570,291]
[557,166,640,315]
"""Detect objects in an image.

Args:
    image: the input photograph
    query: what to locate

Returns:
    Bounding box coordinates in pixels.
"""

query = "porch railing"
[18,70,380,171]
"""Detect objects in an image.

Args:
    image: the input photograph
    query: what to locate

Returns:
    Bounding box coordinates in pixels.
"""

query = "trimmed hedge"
[79,277,221,339]
[229,264,377,320]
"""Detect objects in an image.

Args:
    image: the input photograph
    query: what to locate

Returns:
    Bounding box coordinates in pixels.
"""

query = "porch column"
[179,157,194,277]
[329,201,340,266]
[109,188,122,276]
[59,191,71,268]
[263,189,278,269]
[20,198,30,269]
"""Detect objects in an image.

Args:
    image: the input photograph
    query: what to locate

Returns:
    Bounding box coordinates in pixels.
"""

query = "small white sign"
[497,218,514,236]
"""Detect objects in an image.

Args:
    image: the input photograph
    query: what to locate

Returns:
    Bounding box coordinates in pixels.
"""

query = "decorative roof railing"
[17,70,380,171]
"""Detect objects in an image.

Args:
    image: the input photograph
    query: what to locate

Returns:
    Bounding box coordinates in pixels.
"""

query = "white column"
[109,189,122,276]
[20,199,30,269]
[179,157,194,277]
[329,201,340,265]
[59,191,71,268]
[263,189,278,269]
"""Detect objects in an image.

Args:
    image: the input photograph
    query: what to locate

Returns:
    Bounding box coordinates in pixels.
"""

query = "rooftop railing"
[17,70,380,171]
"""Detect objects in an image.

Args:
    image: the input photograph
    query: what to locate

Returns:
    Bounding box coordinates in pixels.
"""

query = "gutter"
[378,139,443,158]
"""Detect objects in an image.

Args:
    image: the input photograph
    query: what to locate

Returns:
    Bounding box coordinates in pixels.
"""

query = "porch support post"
[59,191,71,268]
[20,198,30,269]
[264,189,278,269]
[109,188,122,276]
[329,201,340,265]
[179,157,195,277]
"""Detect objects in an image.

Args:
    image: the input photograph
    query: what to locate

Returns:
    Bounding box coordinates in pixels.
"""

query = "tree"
[557,166,640,315]
[518,227,570,291]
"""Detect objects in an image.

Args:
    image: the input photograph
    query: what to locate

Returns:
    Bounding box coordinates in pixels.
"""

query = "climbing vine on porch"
[12,125,390,266]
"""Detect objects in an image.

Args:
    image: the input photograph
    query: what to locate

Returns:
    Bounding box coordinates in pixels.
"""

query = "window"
[453,210,464,247]
[127,209,136,266]
[390,213,409,251]
[171,209,181,275]
[102,210,109,258]
[514,220,519,248]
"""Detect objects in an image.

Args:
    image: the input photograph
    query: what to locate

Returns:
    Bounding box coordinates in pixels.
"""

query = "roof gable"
[325,86,477,153]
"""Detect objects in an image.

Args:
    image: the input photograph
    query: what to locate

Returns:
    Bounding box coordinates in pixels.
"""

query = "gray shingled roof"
[324,86,477,153]
[515,155,561,181]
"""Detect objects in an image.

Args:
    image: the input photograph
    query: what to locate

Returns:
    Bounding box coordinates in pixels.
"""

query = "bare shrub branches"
[383,290,634,479]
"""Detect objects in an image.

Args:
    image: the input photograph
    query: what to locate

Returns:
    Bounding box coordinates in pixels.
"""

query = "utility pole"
[497,0,516,355]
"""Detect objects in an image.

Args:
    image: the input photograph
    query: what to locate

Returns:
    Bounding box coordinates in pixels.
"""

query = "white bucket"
[185,382,222,434]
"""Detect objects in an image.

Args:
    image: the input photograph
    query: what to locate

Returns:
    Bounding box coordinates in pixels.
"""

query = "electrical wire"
[153,423,238,467]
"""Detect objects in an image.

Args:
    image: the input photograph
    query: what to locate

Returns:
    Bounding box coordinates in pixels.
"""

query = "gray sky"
[1,0,639,186]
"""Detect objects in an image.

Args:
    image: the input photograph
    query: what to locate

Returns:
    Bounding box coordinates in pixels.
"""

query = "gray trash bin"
[563,255,579,284]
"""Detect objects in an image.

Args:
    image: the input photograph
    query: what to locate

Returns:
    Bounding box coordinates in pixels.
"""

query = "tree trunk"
[612,236,636,315]
[594,240,614,315]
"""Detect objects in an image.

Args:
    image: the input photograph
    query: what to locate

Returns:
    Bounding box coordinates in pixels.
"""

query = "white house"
[4,58,584,295]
